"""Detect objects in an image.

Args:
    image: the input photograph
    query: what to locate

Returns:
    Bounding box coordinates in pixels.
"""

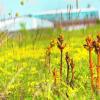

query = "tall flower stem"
[89,49,94,93]
[96,52,100,95]
[46,40,56,73]
[60,49,63,80]
[93,34,100,95]
[65,52,70,84]
[84,36,94,94]
[57,34,66,81]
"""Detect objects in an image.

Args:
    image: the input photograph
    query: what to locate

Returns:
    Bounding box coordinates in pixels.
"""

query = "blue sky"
[0,0,100,18]
[0,0,100,31]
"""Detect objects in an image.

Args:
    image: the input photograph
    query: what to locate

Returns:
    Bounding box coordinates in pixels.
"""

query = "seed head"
[50,40,56,48]
[93,33,100,54]
[57,34,66,50]
[84,35,94,51]
[65,52,70,63]
[57,34,64,43]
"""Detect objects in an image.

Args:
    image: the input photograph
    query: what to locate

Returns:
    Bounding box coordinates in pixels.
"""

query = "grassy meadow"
[0,24,100,99]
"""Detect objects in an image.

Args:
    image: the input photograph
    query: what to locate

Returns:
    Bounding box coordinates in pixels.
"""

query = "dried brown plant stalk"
[84,36,94,93]
[65,52,71,84]
[65,52,75,87]
[93,34,100,95]
[46,40,56,72]
[57,34,66,80]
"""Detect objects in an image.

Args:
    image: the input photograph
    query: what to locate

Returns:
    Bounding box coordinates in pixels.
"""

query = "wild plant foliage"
[84,34,100,97]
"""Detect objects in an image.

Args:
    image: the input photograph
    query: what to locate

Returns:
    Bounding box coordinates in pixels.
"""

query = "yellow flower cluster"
[0,46,45,64]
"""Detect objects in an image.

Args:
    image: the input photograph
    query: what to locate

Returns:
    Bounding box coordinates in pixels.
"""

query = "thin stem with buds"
[93,34,100,95]
[57,34,66,81]
[84,36,94,94]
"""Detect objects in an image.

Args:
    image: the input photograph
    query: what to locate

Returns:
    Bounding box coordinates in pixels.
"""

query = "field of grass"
[0,25,100,100]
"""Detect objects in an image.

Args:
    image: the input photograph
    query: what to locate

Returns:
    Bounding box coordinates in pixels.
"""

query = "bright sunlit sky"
[0,0,100,19]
